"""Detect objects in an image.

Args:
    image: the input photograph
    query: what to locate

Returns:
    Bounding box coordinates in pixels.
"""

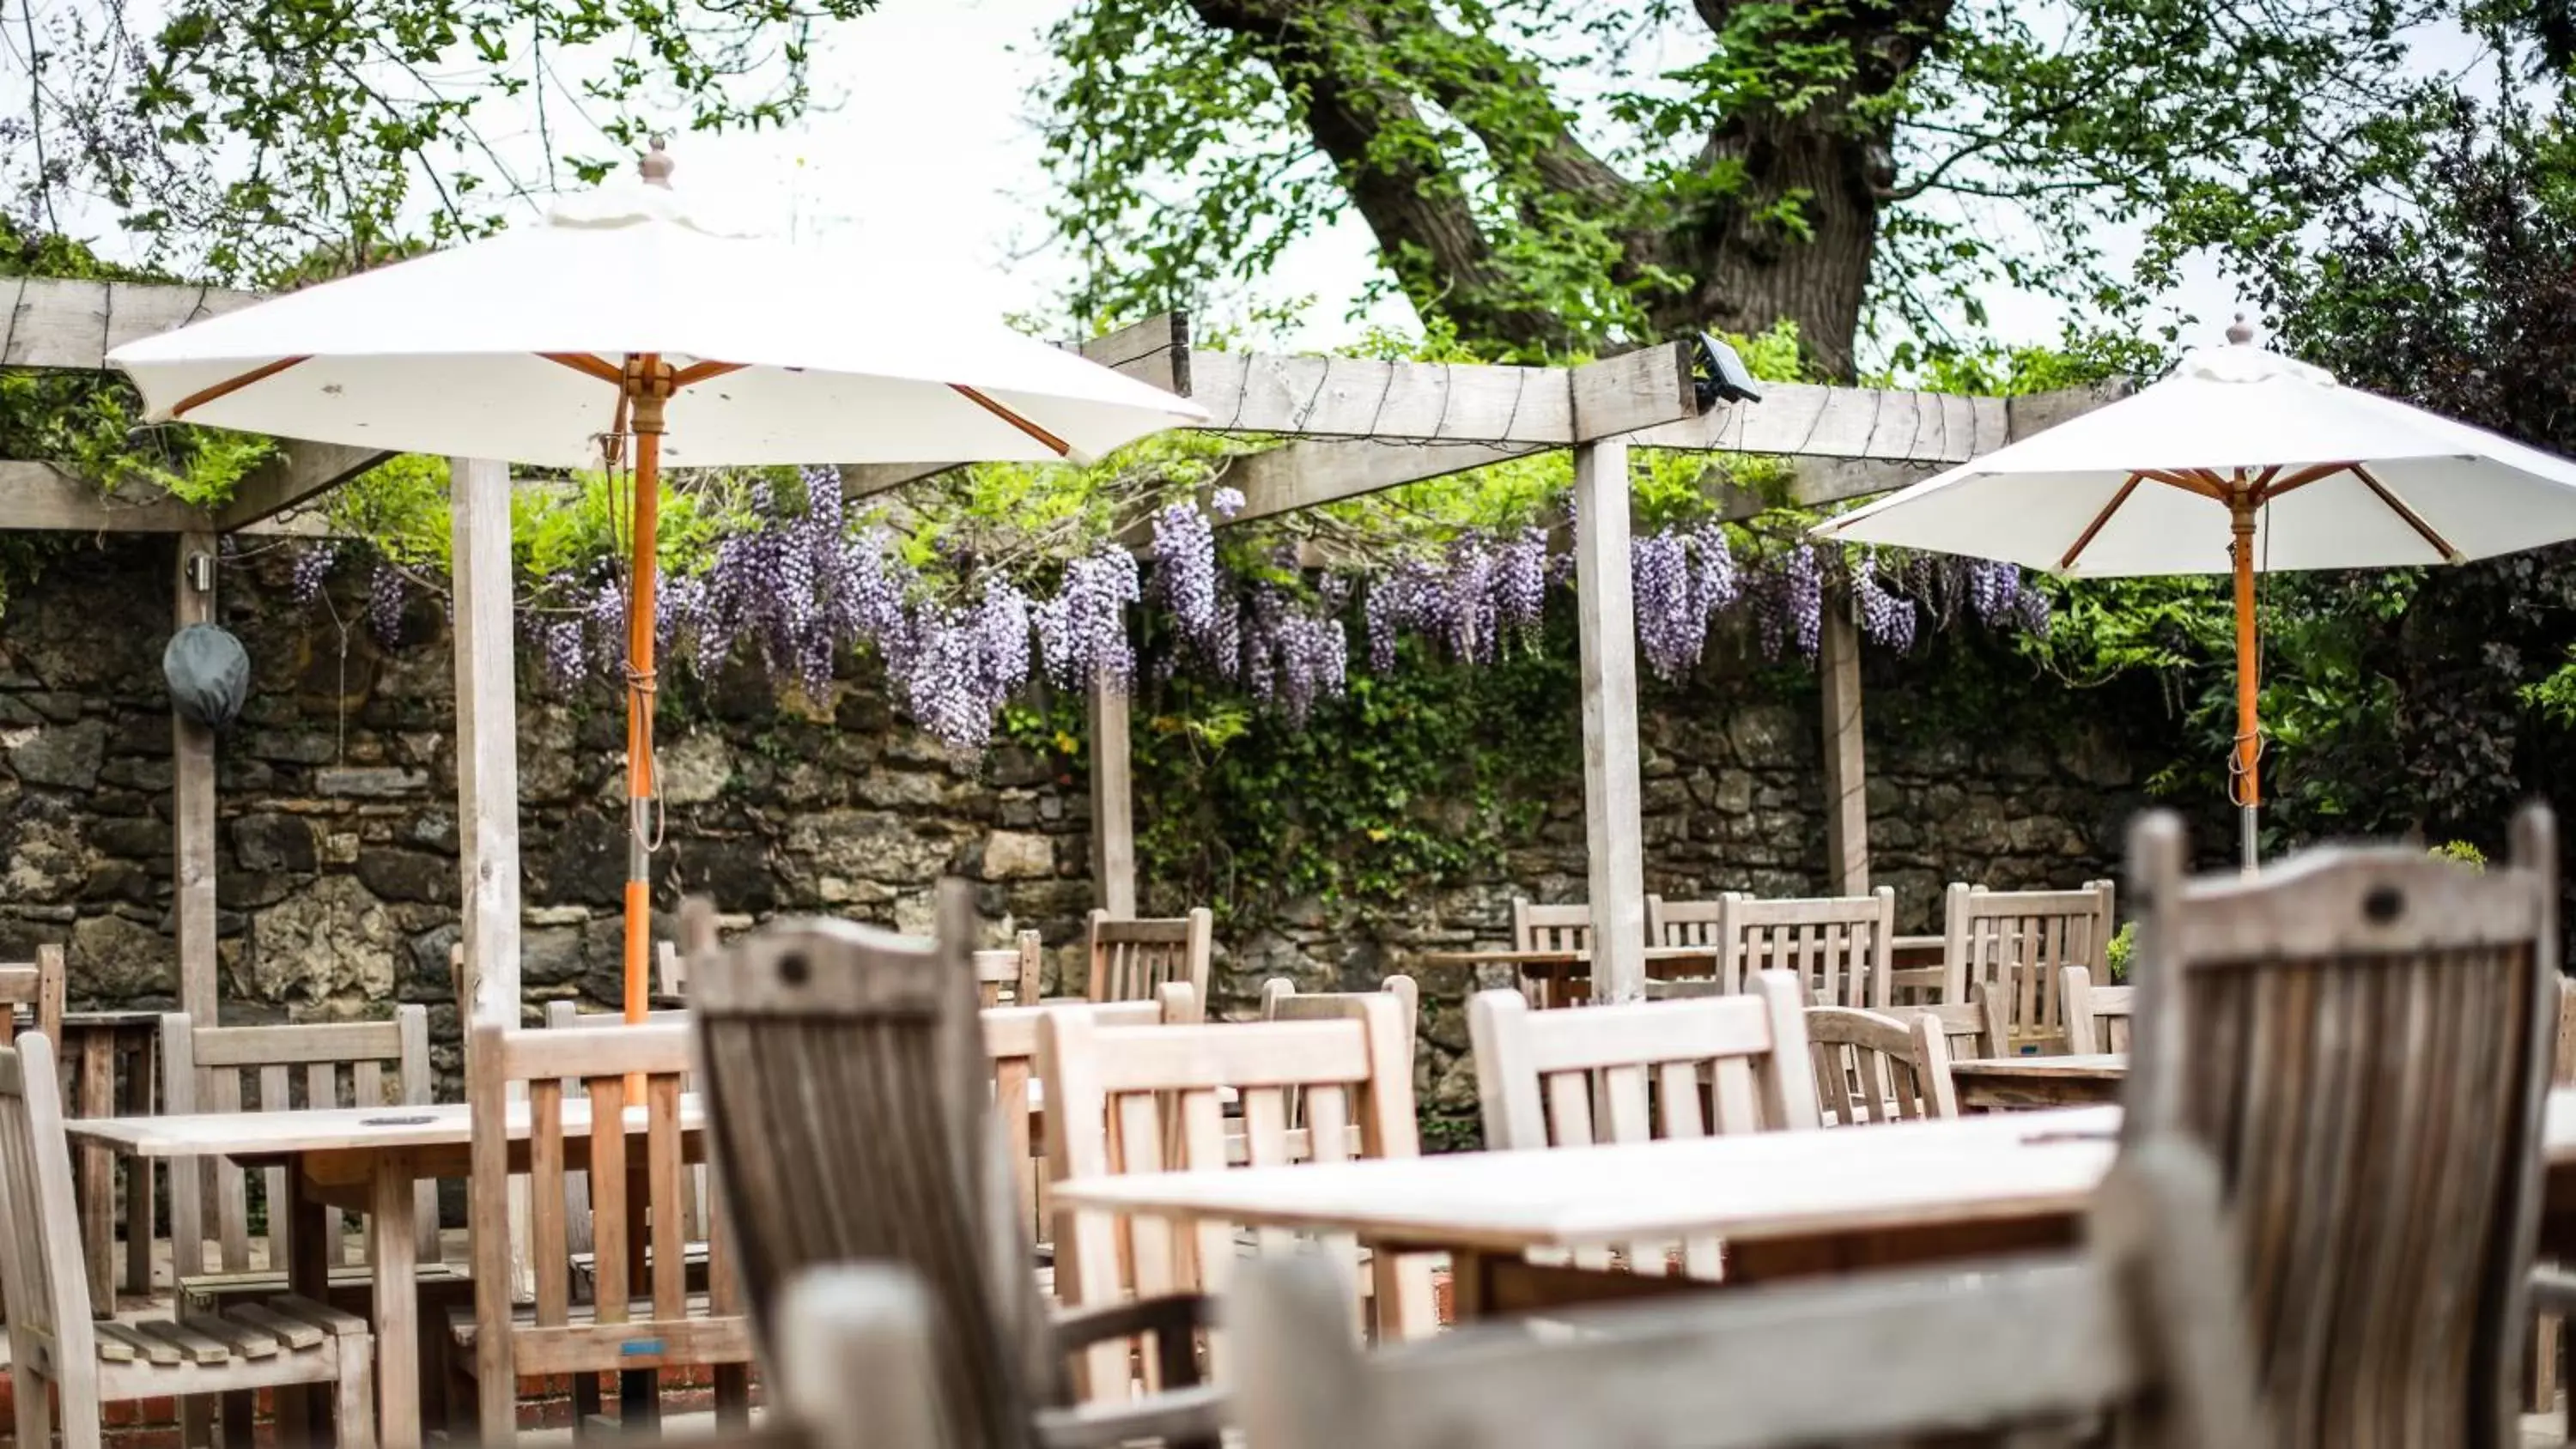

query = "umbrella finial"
[640,136,675,188]
[2226,312,2255,346]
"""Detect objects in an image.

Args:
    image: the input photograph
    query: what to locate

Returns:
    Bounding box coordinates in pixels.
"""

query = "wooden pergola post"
[1088,679,1138,916]
[172,532,219,1024]
[448,458,520,1027]
[1571,438,1649,1003]
[1820,604,1869,894]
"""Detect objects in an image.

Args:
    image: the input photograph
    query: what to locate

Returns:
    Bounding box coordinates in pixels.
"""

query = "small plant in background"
[2105,921,2136,983]
[2430,840,2487,870]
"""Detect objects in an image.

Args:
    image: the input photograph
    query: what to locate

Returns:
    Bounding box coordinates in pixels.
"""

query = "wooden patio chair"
[1941,879,2114,1054]
[1259,974,1419,1069]
[1227,1136,2268,1449]
[1084,907,1212,1003]
[1803,1004,1959,1125]
[161,1008,452,1445]
[975,929,1045,1008]
[1716,888,1899,1009]
[684,886,1230,1449]
[2059,965,2133,1054]
[1042,997,1437,1396]
[984,989,1197,1268]
[2124,804,2560,1448]
[458,1017,753,1444]
[538,1000,750,1427]
[1509,898,1593,1006]
[0,943,65,1046]
[0,1034,379,1449]
[1469,973,1821,1278]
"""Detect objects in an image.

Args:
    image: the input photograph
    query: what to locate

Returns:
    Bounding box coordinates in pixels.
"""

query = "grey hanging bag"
[164,623,251,730]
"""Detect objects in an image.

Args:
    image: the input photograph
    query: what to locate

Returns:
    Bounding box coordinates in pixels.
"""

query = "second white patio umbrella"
[109,141,1208,1023]
[1817,324,2576,867]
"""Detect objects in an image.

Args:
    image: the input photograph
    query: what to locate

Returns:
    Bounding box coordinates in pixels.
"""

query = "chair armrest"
[1035,1384,1228,1449]
[1051,1292,1218,1351]
[2532,1266,2576,1313]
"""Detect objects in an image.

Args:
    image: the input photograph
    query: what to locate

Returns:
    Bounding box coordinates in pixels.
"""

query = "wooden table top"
[1947,1054,2127,1081]
[65,1097,707,1159]
[1055,1088,2576,1255]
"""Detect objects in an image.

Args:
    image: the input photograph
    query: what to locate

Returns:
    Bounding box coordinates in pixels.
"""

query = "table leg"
[369,1154,422,1449]
[618,1166,658,1435]
[76,1031,115,1311]
[282,1186,332,1446]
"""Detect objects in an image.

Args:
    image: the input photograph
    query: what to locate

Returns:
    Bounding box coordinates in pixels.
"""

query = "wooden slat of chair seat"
[0,1036,379,1449]
[2123,805,2556,1449]
[1228,1137,2269,1449]
[1471,973,1820,1280]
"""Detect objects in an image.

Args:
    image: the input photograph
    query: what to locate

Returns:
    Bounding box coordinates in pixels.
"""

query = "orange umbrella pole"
[2230,498,2261,873]
[623,355,674,1028]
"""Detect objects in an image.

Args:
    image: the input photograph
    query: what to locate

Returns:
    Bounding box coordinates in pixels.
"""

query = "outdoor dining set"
[0,803,2555,1447]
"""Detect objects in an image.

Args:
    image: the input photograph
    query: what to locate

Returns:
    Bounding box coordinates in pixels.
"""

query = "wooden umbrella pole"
[2230,496,2260,872]
[623,355,674,1028]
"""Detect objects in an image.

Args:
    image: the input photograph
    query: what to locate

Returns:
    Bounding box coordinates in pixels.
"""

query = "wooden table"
[69,1097,707,1449]
[1056,1089,2576,1322]
[1947,1054,2126,1112]
[1413,947,1722,1006]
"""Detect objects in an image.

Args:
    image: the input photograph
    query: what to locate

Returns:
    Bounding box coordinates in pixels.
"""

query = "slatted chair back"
[1803,1005,1958,1125]
[974,930,1044,1008]
[1042,996,1434,1392]
[1260,975,1420,1074]
[1084,908,1212,1004]
[161,1008,436,1280]
[1230,1137,2269,1449]
[2059,965,2134,1054]
[982,990,1193,1255]
[1716,889,1898,1009]
[0,1032,100,1379]
[1642,895,1722,949]
[467,1017,749,1445]
[0,943,64,1046]
[1941,879,2114,1054]
[2122,805,2557,1449]
[687,887,1056,1449]
[543,1002,709,1252]
[1510,898,1590,955]
[1470,973,1820,1278]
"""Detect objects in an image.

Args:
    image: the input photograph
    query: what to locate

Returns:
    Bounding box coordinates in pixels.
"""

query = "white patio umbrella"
[109,140,1207,1024]
[1815,322,2576,868]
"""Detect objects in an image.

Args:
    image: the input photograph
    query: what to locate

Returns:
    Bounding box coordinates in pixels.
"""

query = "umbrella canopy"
[1815,327,2576,866]
[108,142,1207,1025]
[109,169,1207,464]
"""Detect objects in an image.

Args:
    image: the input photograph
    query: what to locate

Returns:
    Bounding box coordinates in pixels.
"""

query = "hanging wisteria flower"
[1968,558,2022,625]
[1210,486,1245,520]
[1632,529,1702,682]
[1036,543,1139,690]
[1495,527,1549,650]
[1851,551,1918,652]
[1690,524,1740,617]
[367,564,407,647]
[1151,500,1219,647]
[2015,584,2052,638]
[1784,543,1824,658]
[289,543,338,605]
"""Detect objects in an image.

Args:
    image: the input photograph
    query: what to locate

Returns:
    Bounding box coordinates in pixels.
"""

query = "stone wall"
[0,538,2170,1122]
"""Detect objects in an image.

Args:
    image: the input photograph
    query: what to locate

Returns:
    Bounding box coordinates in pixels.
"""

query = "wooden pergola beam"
[4,276,260,371]
[0,442,386,535]
[216,440,391,530]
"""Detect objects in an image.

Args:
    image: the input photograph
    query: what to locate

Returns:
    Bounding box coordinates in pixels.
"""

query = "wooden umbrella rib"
[2348,464,2462,562]
[170,355,310,418]
[2138,468,2227,501]
[2255,461,2356,503]
[951,384,1072,458]
[671,360,748,387]
[2057,473,2146,573]
[541,352,625,385]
